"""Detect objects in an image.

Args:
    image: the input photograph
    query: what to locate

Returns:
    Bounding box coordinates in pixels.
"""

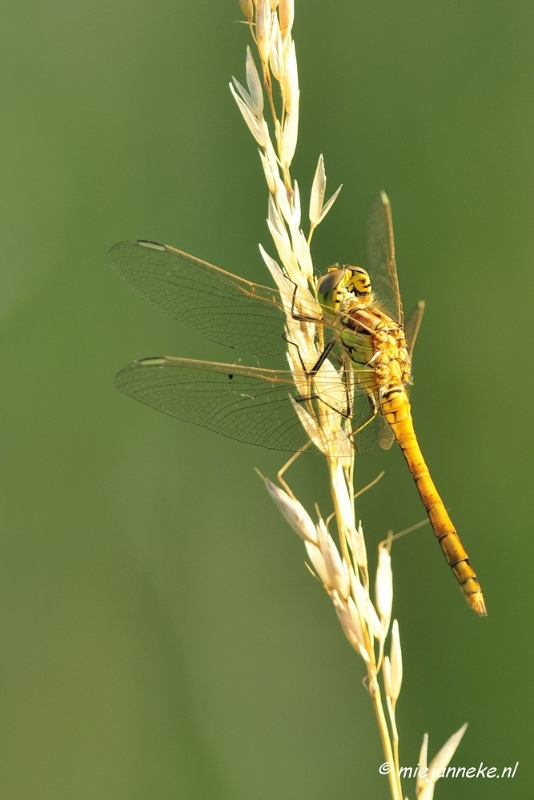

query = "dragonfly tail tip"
[469,593,487,617]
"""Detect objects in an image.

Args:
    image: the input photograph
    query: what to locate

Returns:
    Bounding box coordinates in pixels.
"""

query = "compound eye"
[317,269,345,311]
[348,267,371,295]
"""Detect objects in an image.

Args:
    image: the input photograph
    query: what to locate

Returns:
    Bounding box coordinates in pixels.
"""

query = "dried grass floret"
[232,3,469,797]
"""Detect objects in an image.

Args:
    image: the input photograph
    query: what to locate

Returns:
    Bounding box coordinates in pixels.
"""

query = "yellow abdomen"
[381,386,486,616]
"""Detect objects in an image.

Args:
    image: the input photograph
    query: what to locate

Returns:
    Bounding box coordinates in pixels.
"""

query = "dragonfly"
[109,192,486,616]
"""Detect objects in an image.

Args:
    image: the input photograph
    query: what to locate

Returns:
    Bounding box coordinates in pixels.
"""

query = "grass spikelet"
[232,3,470,797]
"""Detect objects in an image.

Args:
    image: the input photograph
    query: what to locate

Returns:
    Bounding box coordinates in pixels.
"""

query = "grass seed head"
[389,619,403,702]
[375,542,393,624]
[279,0,294,39]
[283,39,299,113]
[264,477,318,544]
[239,0,254,22]
[416,724,468,799]
[245,46,264,114]
[256,0,272,64]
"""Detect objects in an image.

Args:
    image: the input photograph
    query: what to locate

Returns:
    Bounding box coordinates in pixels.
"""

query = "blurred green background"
[0,1,531,798]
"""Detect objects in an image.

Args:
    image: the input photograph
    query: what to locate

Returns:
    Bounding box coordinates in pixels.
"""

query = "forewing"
[114,356,379,456]
[404,300,425,356]
[366,191,403,326]
[109,240,306,359]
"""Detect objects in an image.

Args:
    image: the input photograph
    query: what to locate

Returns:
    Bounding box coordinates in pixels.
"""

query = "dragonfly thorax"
[342,306,412,389]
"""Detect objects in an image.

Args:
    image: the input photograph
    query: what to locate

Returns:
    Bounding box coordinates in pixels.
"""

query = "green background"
[0,1,531,798]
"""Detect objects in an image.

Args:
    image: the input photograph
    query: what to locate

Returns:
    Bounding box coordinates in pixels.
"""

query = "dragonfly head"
[317,266,372,313]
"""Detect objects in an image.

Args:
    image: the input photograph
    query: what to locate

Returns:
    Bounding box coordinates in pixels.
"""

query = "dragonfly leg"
[282,277,339,375]
[294,381,353,422]
[309,339,338,375]
[347,393,378,444]
[293,353,357,423]
[283,332,338,378]
[287,277,324,326]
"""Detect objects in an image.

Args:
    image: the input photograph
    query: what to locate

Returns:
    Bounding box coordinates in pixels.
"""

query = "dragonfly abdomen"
[381,386,487,616]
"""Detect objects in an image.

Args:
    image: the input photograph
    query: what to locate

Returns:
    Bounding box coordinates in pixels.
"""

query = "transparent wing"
[404,300,425,356]
[379,419,395,451]
[366,191,403,326]
[109,240,320,359]
[354,399,390,456]
[114,356,381,456]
